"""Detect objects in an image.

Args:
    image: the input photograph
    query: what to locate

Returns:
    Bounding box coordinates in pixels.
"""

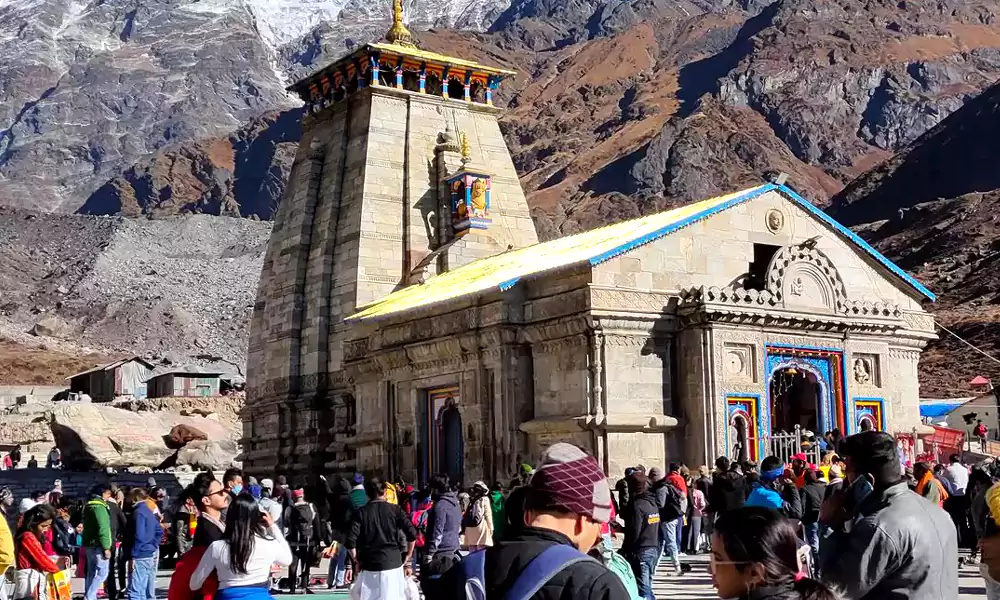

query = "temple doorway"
[420,386,464,485]
[769,366,821,434]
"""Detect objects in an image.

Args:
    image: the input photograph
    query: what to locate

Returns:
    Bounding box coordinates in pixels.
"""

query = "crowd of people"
[1,431,999,600]
[0,447,62,472]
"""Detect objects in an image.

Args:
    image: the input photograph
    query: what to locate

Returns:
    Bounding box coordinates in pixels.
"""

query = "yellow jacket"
[385,483,398,505]
[0,514,13,576]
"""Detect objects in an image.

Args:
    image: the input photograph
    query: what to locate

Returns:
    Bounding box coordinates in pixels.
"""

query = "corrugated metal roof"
[346,182,936,322]
[65,357,154,381]
[143,367,224,383]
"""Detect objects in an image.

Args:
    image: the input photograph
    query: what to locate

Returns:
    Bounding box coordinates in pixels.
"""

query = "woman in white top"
[462,481,494,551]
[190,493,292,600]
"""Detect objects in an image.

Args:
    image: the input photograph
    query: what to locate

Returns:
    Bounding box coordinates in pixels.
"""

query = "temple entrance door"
[769,367,821,434]
[440,404,464,485]
[420,387,463,485]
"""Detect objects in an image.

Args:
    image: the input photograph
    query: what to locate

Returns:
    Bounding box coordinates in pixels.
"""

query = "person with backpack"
[440,442,629,600]
[648,467,684,576]
[621,472,660,600]
[463,482,494,552]
[407,492,432,571]
[285,488,327,594]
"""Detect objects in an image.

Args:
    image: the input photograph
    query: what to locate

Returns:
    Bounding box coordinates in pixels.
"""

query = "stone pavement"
[653,552,989,600]
[70,551,989,599]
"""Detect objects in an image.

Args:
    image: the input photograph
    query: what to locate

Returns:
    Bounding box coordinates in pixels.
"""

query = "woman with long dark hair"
[14,504,61,600]
[189,493,291,600]
[711,507,843,600]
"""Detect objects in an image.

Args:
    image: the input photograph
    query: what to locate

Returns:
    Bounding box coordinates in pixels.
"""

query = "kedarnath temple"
[242,6,937,483]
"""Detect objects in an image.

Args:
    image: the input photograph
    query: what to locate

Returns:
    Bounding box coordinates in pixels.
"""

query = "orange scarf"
[916,472,948,506]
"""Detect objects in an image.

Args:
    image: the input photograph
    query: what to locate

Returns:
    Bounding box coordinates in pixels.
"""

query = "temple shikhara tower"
[244,4,938,482]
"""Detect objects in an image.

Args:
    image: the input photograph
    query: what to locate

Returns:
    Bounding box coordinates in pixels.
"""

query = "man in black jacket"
[708,456,746,515]
[346,477,417,597]
[443,443,629,600]
[799,468,825,571]
[621,472,660,600]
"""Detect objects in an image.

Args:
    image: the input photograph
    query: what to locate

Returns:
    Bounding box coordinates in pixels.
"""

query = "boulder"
[30,315,72,338]
[174,440,240,470]
[166,424,208,449]
[50,403,238,469]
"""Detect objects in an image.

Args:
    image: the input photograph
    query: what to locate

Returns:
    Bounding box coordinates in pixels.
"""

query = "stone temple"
[243,10,937,483]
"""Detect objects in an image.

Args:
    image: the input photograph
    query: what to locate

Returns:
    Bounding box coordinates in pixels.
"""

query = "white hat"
[260,478,274,491]
[19,498,37,514]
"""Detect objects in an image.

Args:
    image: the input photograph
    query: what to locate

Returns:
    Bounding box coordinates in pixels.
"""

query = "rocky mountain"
[0,0,507,215]
[6,0,1000,227]
[5,0,1000,393]
[0,207,271,379]
[825,79,1000,397]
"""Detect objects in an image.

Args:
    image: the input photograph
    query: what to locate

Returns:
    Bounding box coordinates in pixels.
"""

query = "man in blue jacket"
[127,489,163,600]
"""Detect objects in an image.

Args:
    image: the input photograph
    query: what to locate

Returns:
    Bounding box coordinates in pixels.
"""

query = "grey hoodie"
[426,492,461,556]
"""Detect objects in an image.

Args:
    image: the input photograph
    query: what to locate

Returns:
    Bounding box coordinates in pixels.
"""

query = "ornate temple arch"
[765,241,849,313]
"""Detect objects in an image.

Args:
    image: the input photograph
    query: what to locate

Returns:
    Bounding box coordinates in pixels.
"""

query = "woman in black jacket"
[622,472,661,600]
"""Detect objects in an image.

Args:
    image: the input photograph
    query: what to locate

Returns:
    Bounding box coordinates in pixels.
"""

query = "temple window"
[746,243,781,290]
[402,70,420,92]
[447,77,465,99]
[470,81,487,103]
[426,73,443,96]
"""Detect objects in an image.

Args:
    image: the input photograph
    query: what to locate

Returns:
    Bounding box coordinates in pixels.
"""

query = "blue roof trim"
[499,277,520,291]
[774,184,936,302]
[587,183,778,267]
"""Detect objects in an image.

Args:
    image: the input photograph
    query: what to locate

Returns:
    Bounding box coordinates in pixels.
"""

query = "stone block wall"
[0,469,200,505]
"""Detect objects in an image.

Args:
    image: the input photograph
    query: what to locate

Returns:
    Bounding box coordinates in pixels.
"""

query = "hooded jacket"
[426,492,461,556]
[129,501,164,560]
[709,471,747,514]
[621,492,660,555]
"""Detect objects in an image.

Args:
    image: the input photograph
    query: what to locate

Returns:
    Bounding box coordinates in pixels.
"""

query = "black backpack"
[291,503,316,543]
[462,496,484,528]
[659,483,685,522]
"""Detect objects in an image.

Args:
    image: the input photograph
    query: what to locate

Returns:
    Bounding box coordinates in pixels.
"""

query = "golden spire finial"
[385,0,415,47]
[459,131,471,163]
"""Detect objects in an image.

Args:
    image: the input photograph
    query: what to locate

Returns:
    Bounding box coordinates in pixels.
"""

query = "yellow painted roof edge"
[347,184,775,322]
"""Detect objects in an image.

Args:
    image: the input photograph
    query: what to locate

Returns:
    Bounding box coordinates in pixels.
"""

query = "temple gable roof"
[347,183,934,322]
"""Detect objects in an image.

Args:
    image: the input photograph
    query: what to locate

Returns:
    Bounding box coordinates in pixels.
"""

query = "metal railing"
[762,425,822,465]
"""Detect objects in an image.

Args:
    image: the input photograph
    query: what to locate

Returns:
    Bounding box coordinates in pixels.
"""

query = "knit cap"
[528,443,613,523]
[648,466,665,482]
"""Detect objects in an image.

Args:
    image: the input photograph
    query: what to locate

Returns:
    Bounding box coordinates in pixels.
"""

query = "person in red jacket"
[15,504,61,600]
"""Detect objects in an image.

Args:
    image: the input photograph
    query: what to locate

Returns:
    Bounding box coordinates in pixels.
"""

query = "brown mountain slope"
[831,79,1000,397]
[85,0,1000,242]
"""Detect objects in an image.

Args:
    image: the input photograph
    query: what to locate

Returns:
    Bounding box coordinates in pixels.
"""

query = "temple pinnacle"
[385,0,415,47]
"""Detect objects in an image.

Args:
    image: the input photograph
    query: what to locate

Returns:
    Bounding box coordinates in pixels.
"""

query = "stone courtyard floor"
[69,550,988,599]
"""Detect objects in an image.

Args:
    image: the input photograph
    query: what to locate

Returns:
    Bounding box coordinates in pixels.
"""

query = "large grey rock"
[49,402,239,469]
[30,315,72,339]
[174,439,241,470]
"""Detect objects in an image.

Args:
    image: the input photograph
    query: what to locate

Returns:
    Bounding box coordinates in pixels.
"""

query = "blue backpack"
[459,544,596,600]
